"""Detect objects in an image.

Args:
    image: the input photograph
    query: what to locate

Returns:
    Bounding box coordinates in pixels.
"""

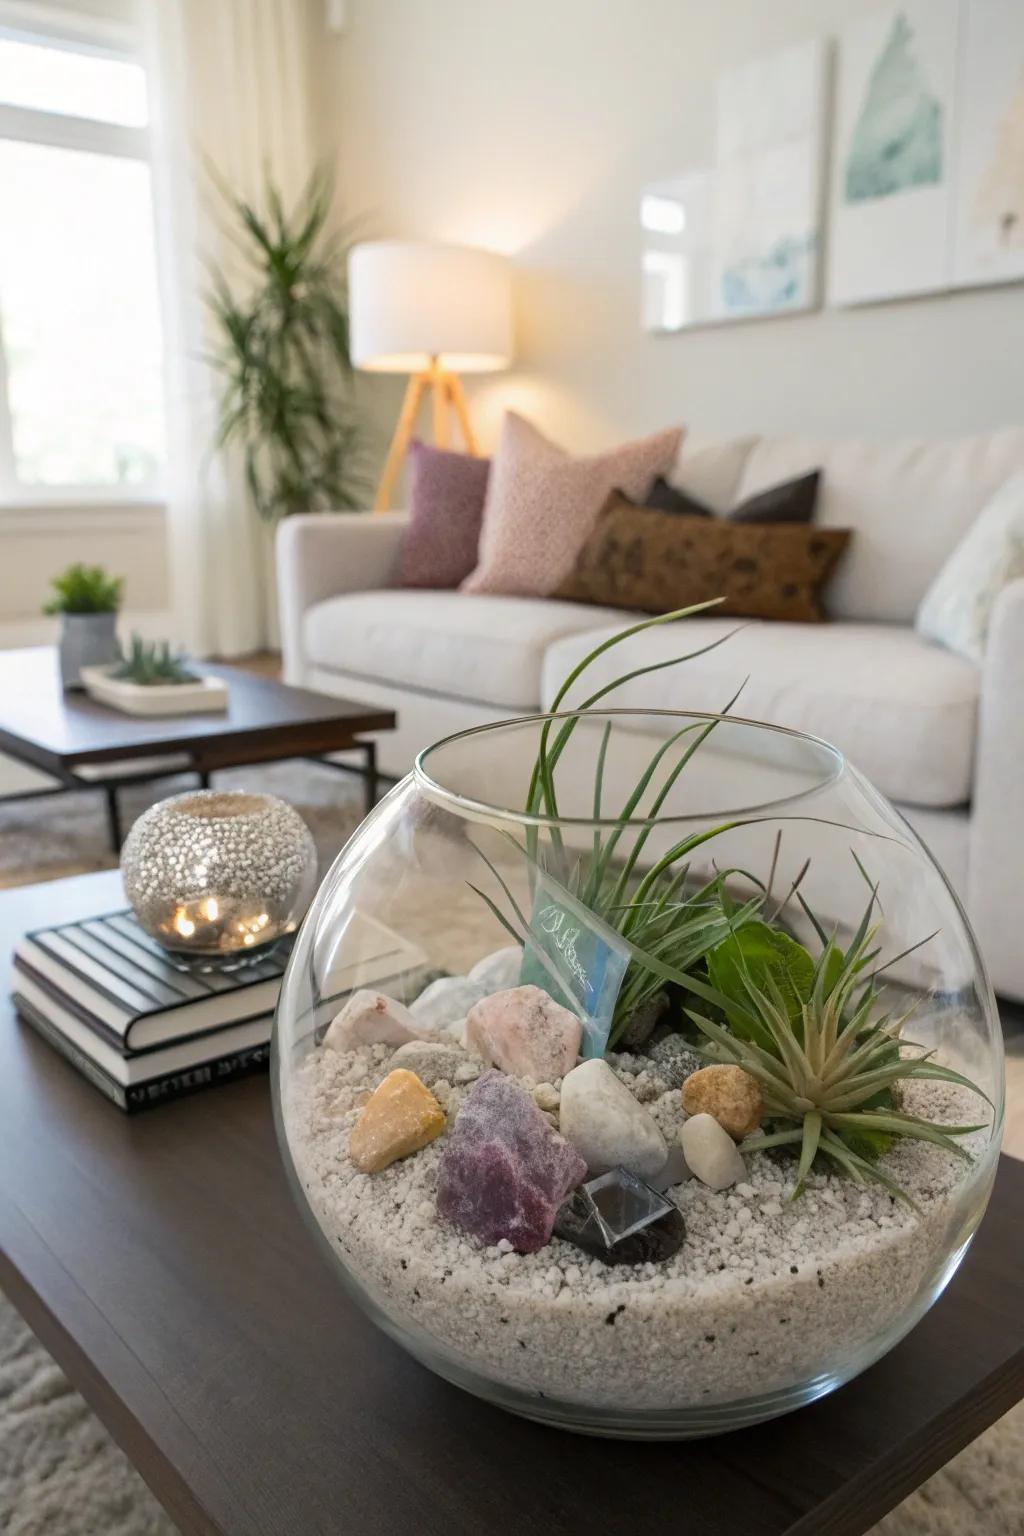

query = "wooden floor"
[218,649,283,678]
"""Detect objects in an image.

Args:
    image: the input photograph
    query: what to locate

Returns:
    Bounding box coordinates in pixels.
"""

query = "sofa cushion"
[462,412,682,597]
[734,428,1024,624]
[304,591,630,710]
[667,435,759,511]
[541,617,980,807]
[400,440,490,589]
[552,494,851,622]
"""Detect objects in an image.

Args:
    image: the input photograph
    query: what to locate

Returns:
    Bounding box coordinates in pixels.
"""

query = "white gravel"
[282,1037,994,1413]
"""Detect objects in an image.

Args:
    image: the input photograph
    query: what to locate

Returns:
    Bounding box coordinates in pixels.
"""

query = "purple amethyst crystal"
[436,1071,587,1253]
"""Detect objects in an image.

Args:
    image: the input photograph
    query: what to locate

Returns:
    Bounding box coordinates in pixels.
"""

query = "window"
[0,19,164,501]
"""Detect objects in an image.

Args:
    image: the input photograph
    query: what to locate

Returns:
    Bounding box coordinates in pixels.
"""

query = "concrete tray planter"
[80,665,229,717]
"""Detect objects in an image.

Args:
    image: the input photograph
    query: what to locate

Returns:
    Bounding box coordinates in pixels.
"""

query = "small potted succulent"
[44,562,123,690]
[81,634,228,717]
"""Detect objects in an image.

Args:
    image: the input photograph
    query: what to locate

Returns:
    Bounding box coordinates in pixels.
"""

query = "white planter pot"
[58,612,120,690]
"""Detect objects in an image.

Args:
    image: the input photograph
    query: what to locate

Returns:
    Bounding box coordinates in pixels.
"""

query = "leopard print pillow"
[554,492,851,622]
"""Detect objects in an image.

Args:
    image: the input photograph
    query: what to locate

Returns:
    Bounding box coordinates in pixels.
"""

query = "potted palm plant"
[44,562,123,690]
[205,167,368,520]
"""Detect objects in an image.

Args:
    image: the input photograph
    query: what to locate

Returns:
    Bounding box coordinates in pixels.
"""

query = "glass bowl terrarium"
[273,621,1003,1439]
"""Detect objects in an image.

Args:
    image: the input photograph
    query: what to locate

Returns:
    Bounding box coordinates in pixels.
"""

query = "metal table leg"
[104,785,123,851]
[363,742,378,814]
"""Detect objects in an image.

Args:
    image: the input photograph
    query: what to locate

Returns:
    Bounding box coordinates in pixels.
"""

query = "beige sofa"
[277,426,1024,1000]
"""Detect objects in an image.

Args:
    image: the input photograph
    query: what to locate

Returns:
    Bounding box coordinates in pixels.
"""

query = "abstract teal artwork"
[721,234,816,315]
[844,13,943,204]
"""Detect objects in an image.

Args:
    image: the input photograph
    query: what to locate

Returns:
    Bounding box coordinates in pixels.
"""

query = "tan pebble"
[682,1064,762,1140]
[532,1082,560,1111]
[349,1069,445,1173]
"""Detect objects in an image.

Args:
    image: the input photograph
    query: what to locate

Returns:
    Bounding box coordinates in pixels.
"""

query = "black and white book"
[14,990,273,1113]
[11,906,435,1112]
[13,908,429,1055]
[14,910,289,1053]
[14,974,274,1108]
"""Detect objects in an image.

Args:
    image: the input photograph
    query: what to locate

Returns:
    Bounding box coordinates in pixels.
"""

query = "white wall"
[320,0,1024,463]
[0,504,169,634]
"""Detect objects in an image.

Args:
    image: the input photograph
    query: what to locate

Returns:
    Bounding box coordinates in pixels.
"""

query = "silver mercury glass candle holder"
[120,789,318,971]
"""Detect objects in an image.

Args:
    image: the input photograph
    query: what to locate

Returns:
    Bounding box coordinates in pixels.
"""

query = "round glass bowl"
[122,788,317,970]
[273,711,1003,1438]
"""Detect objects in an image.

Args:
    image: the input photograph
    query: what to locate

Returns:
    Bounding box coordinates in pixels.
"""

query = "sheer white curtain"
[144,0,318,656]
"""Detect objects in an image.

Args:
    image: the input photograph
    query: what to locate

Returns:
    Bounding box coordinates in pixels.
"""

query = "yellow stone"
[682,1064,763,1141]
[349,1069,446,1173]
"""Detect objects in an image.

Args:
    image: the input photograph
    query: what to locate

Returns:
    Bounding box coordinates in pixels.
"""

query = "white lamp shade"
[348,240,513,373]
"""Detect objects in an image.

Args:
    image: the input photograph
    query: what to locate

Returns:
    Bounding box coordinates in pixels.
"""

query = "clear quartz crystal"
[579,1168,674,1246]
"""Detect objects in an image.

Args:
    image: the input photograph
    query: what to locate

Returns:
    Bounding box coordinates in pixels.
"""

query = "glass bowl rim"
[413,708,848,829]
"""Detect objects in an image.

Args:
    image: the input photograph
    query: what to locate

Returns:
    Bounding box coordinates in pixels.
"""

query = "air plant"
[109,634,199,687]
[469,599,768,1045]
[685,873,990,1206]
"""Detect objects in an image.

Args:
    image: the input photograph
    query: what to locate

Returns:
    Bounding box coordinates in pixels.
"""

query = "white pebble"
[681,1113,746,1191]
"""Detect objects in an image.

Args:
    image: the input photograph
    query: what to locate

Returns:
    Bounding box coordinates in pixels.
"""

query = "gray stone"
[466,945,523,992]
[559,1059,667,1178]
[410,975,488,1031]
[647,1143,692,1192]
[389,1040,469,1087]
[618,990,669,1049]
[681,1113,746,1191]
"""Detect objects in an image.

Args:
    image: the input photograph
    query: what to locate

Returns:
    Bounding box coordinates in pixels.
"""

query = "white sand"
[282,1039,994,1413]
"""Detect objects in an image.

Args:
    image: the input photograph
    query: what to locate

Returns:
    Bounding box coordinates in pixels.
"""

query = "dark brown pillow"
[553,491,851,623]
[643,469,820,524]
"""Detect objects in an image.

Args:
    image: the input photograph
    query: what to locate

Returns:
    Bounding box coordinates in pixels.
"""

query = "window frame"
[0,6,165,510]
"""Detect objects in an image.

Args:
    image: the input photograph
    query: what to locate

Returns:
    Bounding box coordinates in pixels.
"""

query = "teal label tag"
[519,871,631,1059]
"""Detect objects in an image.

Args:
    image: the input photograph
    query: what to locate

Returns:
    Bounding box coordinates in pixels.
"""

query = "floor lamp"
[348,241,513,511]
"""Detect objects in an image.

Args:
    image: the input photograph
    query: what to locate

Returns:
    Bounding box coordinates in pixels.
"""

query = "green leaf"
[706,921,815,1042]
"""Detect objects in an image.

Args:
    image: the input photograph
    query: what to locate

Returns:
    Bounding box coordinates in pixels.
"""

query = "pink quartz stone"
[323,990,423,1051]
[436,1071,587,1253]
[464,984,581,1081]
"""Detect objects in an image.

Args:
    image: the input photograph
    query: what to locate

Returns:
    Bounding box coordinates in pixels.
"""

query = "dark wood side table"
[0,871,1021,1536]
[0,648,395,846]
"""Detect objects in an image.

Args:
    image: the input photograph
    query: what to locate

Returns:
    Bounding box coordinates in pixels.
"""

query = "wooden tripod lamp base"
[348,240,513,512]
[373,362,478,512]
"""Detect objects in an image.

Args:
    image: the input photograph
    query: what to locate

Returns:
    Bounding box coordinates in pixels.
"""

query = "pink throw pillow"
[461,413,683,597]
[400,440,491,589]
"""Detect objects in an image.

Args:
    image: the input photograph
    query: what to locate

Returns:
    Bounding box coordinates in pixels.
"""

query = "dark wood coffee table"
[1,870,1021,1536]
[0,648,395,845]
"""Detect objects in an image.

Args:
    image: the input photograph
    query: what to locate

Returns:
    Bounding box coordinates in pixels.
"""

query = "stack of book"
[11,907,432,1112]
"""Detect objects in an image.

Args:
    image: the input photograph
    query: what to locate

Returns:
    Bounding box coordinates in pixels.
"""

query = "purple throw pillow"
[400,440,491,589]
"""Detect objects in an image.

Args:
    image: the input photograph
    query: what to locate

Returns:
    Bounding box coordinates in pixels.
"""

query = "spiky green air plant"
[466,600,773,1045]
[110,634,199,687]
[685,880,991,1208]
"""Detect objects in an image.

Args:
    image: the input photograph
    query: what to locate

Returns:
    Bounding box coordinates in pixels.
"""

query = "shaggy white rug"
[1,761,1020,1535]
